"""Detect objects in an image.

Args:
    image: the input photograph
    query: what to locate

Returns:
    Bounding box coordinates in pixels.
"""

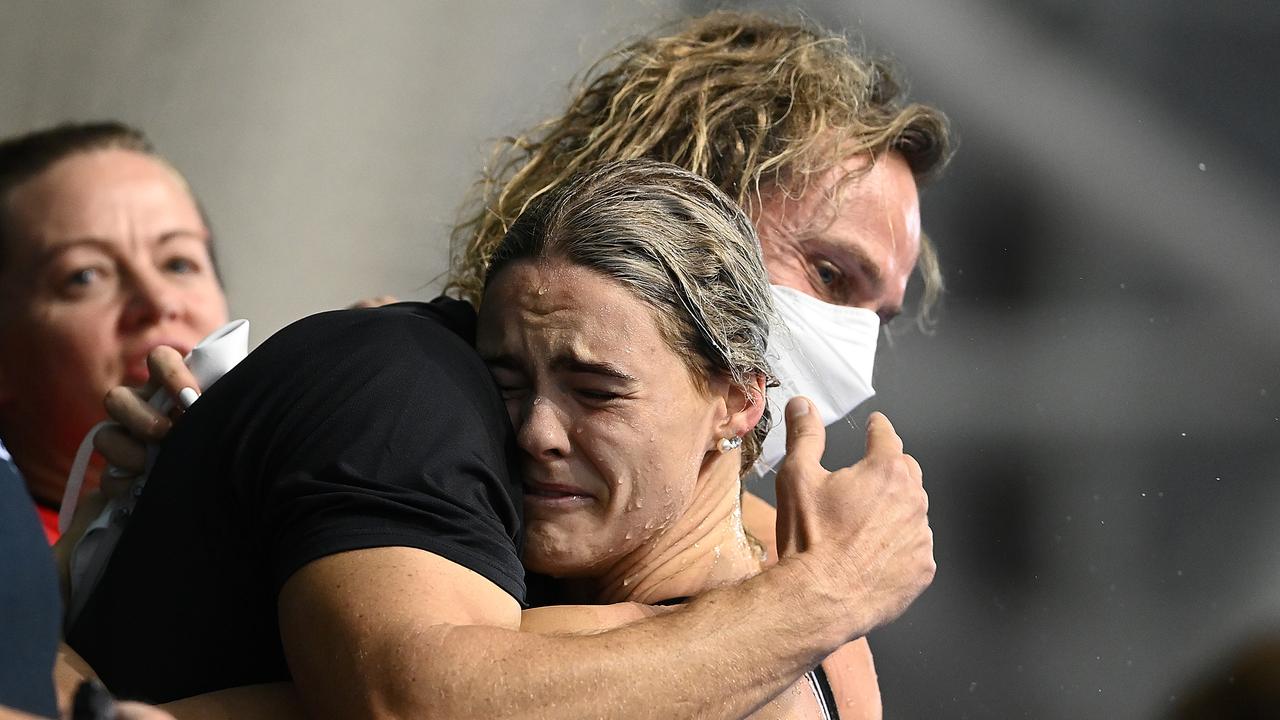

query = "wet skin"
[477,259,742,583]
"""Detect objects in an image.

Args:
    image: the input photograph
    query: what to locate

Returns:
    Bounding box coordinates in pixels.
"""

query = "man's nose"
[516,395,571,461]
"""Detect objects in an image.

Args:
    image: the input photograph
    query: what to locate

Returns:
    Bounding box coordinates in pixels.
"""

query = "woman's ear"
[718,373,768,440]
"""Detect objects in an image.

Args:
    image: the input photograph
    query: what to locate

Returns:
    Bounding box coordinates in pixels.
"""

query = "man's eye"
[814,260,842,286]
[576,389,620,402]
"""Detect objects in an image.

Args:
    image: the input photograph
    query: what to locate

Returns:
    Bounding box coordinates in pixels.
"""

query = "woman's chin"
[522,529,607,579]
[523,543,591,578]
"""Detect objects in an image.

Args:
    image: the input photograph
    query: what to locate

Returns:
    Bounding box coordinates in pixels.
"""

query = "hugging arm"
[278,400,930,720]
[96,336,930,719]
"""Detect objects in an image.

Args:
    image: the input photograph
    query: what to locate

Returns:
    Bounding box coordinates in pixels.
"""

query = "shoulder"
[741,491,779,565]
[822,637,881,720]
[259,298,479,371]
[226,298,501,425]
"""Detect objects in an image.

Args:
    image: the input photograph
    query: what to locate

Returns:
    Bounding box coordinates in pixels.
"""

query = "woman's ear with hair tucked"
[718,373,768,441]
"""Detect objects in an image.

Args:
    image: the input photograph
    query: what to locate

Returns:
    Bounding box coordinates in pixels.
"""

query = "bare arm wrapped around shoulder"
[278,399,932,720]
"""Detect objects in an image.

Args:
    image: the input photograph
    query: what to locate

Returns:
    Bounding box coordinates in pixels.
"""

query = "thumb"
[781,396,827,472]
[864,411,905,458]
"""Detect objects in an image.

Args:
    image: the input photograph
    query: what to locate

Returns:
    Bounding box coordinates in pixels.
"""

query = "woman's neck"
[1,424,96,508]
[567,453,764,605]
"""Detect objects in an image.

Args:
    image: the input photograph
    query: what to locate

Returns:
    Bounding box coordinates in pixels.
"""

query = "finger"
[115,700,178,720]
[93,425,148,474]
[781,396,827,472]
[100,468,139,500]
[147,346,202,409]
[348,294,398,309]
[903,453,923,482]
[104,386,172,442]
[864,411,904,458]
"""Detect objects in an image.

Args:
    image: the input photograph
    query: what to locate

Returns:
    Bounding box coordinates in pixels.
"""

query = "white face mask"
[756,285,880,473]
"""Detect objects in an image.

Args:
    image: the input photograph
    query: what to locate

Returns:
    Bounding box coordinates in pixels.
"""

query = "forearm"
[373,559,856,720]
[161,683,303,720]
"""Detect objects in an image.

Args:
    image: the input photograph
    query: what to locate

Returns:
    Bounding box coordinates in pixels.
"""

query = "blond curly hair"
[449,11,952,322]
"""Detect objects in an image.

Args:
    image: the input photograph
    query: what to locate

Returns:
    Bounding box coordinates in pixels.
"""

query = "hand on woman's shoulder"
[741,491,779,565]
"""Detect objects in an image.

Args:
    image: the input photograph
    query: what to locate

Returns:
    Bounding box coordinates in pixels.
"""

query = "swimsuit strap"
[805,664,840,720]
[651,594,840,718]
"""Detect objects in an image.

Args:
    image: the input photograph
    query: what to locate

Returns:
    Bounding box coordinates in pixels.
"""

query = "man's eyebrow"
[841,241,885,295]
[551,355,638,382]
[807,230,885,295]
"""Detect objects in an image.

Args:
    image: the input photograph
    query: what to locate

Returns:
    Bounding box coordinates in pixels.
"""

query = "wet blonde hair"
[486,159,774,474]
[450,11,951,324]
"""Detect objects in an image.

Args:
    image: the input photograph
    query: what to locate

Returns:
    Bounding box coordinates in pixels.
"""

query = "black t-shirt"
[67,299,524,703]
[0,462,60,717]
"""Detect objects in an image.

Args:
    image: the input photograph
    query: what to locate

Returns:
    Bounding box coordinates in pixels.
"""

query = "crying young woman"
[69,160,921,719]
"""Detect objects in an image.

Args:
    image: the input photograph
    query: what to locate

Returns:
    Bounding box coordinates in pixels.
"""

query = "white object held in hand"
[62,319,250,626]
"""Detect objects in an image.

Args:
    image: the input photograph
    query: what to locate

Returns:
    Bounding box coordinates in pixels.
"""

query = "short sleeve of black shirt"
[233,300,525,597]
[68,299,524,702]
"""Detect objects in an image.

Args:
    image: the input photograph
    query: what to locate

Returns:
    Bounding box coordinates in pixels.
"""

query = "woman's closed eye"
[574,387,623,403]
[497,384,529,401]
[486,366,529,401]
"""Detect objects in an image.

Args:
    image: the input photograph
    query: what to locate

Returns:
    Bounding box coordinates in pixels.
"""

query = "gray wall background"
[4,1,1276,718]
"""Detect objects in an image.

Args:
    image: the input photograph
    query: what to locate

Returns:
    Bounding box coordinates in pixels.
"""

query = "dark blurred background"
[3,1,1276,717]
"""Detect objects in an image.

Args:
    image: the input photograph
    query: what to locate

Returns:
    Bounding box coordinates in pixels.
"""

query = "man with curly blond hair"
[452,12,950,479]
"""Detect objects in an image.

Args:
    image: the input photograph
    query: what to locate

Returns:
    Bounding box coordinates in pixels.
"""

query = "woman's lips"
[123,340,193,385]
[524,481,595,509]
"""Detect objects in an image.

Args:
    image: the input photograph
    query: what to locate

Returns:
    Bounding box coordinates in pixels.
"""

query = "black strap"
[806,664,840,720]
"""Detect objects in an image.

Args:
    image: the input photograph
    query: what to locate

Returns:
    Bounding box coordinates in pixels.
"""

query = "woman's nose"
[516,395,571,461]
[119,268,183,330]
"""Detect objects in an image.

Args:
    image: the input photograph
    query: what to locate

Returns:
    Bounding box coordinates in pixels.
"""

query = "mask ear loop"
[753,307,868,478]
